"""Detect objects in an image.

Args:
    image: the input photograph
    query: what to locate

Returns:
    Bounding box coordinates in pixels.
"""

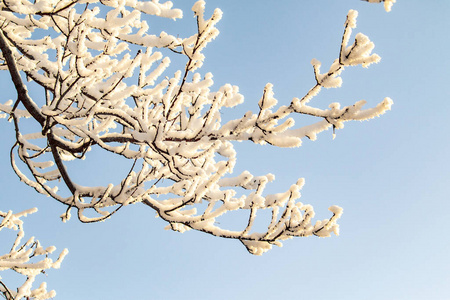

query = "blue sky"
[1,0,450,299]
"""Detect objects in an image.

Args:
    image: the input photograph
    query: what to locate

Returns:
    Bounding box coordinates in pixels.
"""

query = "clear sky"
[1,0,450,299]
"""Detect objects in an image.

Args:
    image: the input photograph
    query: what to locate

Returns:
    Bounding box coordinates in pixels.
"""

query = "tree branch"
[0,29,45,125]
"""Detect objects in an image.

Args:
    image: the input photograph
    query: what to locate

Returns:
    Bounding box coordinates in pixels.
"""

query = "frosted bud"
[346,10,358,28]
[384,0,396,12]
[192,0,206,14]
[366,0,396,12]
[329,205,343,218]
[258,83,277,110]
[60,209,72,222]
[329,103,341,110]
[310,58,321,67]
[45,246,56,253]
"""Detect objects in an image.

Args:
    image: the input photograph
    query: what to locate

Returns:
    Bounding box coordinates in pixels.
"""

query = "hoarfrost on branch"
[0,0,393,255]
[0,209,68,300]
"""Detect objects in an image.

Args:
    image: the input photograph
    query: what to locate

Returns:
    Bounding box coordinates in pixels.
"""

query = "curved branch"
[0,30,45,125]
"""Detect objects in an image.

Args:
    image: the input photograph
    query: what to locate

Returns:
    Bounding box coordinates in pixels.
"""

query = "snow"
[0,208,67,299]
[0,0,394,260]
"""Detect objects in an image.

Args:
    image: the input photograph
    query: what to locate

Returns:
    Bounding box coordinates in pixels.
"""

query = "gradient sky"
[1,1,449,299]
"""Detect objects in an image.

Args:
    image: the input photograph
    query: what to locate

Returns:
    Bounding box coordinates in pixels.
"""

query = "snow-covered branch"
[0,0,393,254]
[0,208,68,300]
